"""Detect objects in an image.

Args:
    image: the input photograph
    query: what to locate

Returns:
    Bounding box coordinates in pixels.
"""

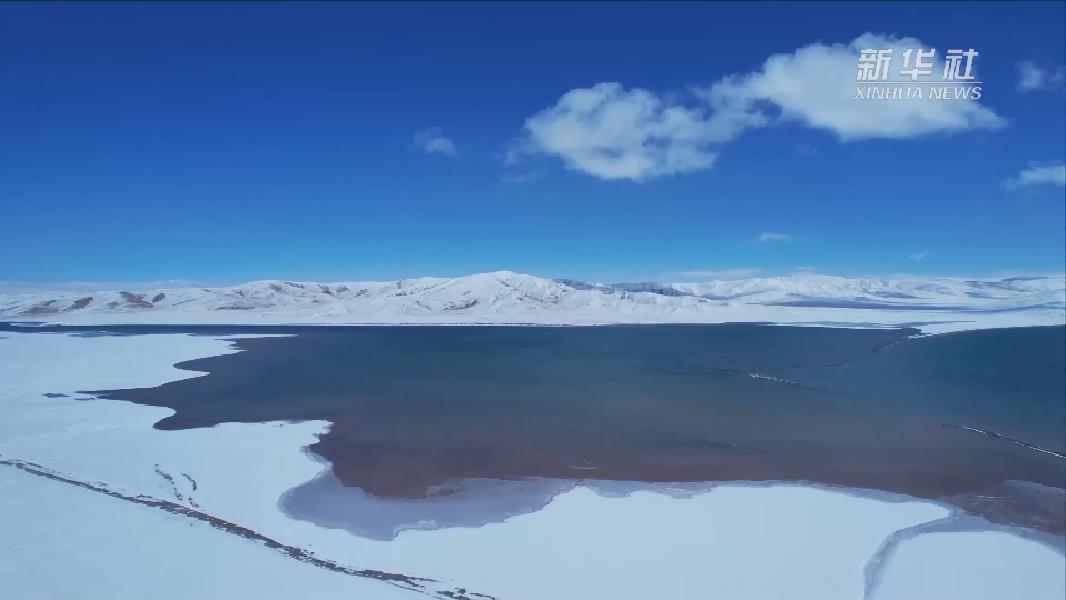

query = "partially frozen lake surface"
[84,324,1066,534]
[0,324,1063,599]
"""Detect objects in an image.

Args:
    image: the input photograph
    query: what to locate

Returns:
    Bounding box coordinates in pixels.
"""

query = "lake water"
[9,323,1059,535]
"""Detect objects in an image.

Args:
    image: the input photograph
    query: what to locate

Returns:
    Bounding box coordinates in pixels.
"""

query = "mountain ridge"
[2,271,1063,334]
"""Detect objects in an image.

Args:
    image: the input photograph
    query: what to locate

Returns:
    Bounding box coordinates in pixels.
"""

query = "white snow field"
[0,331,1063,600]
[0,467,418,600]
[1,271,1063,333]
[870,530,1066,600]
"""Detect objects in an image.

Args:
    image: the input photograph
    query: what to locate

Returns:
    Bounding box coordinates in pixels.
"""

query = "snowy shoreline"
[1,330,1064,599]
[4,318,1065,338]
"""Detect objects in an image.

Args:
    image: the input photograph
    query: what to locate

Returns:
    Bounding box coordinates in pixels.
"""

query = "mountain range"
[2,271,1063,333]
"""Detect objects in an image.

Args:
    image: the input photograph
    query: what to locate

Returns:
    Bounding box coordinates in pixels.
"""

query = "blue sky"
[1,1,1063,284]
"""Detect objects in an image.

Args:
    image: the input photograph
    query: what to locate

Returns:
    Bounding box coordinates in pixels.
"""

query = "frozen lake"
[0,325,1063,599]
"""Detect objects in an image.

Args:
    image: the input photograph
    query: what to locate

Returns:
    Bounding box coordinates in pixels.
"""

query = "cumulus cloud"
[1016,62,1066,93]
[414,128,459,158]
[757,232,795,242]
[511,82,753,181]
[702,33,1005,141]
[514,33,1005,181]
[1005,161,1066,190]
[908,251,929,261]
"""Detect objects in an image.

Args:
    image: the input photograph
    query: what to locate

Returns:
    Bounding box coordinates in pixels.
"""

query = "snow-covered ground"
[0,467,419,600]
[0,331,1063,600]
[2,271,1063,333]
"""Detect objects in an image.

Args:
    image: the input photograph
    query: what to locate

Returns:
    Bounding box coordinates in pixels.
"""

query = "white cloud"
[908,251,929,261]
[414,128,459,158]
[671,268,762,280]
[513,82,749,181]
[515,34,1005,181]
[1016,62,1066,93]
[702,33,1005,141]
[758,232,794,242]
[1005,161,1066,190]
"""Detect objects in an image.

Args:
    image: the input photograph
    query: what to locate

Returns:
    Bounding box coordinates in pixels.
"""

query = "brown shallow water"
[82,324,1066,535]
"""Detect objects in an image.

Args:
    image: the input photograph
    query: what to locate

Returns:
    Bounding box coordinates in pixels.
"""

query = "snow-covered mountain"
[2,271,1063,333]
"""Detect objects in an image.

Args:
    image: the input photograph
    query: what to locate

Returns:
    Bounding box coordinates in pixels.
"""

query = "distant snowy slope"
[668,274,1066,308]
[1,271,1063,332]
